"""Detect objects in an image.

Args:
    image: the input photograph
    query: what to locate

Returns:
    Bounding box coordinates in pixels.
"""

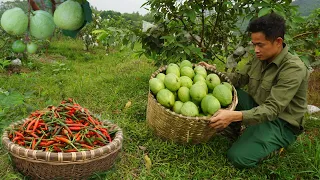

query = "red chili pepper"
[69,127,82,131]
[80,143,93,149]
[23,118,32,128]
[31,139,36,150]
[12,136,23,142]
[64,149,78,152]
[45,140,56,146]
[55,137,79,151]
[66,123,85,127]
[30,132,39,138]
[53,146,62,152]
[52,143,66,147]
[36,129,42,134]
[27,119,36,131]
[17,141,25,146]
[15,131,24,137]
[100,128,112,142]
[39,142,47,147]
[32,120,40,133]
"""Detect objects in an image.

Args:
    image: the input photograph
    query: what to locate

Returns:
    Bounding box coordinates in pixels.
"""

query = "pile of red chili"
[7,98,116,152]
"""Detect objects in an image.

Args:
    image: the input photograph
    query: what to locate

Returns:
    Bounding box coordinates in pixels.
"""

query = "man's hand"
[209,110,243,130]
[198,62,216,70]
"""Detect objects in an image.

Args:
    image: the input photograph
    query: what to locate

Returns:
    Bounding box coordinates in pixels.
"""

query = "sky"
[0,0,149,15]
[88,0,149,15]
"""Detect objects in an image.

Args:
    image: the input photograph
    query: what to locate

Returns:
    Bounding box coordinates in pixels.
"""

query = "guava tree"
[0,0,93,61]
[285,8,320,67]
[92,14,139,53]
[140,0,316,68]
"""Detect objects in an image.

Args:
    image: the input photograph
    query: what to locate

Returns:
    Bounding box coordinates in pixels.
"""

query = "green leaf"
[253,2,270,8]
[75,0,86,4]
[186,10,196,22]
[81,1,93,23]
[300,56,311,67]
[0,92,24,107]
[92,30,107,34]
[273,9,286,18]
[97,33,108,41]
[293,16,305,23]
[184,47,191,55]
[258,8,271,17]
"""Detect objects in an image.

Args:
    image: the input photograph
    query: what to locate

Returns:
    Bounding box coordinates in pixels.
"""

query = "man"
[203,13,309,168]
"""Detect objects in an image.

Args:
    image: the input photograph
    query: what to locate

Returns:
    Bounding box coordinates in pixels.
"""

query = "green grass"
[1,38,320,180]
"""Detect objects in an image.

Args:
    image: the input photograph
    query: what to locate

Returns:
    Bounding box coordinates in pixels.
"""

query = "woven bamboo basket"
[146,64,238,144]
[1,119,123,180]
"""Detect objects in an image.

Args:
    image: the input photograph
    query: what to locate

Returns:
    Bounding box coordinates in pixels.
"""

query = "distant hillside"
[292,0,320,16]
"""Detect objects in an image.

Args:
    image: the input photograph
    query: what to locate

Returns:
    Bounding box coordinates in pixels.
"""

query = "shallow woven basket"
[2,119,123,180]
[146,64,238,144]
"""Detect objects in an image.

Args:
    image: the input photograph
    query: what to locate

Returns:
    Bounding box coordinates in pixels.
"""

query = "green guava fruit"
[193,74,206,83]
[156,89,175,108]
[149,78,165,95]
[1,7,28,35]
[180,76,193,88]
[180,66,195,79]
[180,60,192,69]
[30,10,55,39]
[27,42,38,54]
[201,95,221,115]
[180,101,199,117]
[178,86,191,103]
[222,82,233,92]
[54,0,85,31]
[212,84,233,106]
[166,65,180,77]
[156,73,166,82]
[194,65,207,78]
[164,73,181,92]
[189,83,207,102]
[12,40,26,53]
[206,73,221,90]
[173,101,184,114]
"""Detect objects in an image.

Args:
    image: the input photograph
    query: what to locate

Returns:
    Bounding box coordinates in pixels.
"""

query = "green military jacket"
[228,44,309,130]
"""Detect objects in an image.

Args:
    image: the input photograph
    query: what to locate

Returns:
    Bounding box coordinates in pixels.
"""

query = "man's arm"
[225,60,251,88]
[241,63,306,125]
[210,61,307,130]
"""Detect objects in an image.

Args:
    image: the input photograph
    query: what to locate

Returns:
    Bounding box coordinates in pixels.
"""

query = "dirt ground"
[308,67,320,107]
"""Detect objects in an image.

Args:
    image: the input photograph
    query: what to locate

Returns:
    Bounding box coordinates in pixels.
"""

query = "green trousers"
[227,89,297,168]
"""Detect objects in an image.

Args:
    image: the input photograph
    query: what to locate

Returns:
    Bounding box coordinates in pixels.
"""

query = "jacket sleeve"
[241,63,306,125]
[225,60,251,88]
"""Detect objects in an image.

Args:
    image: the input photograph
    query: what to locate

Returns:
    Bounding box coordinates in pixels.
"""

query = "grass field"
[0,38,320,180]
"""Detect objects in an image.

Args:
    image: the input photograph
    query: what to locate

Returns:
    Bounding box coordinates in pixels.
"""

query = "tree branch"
[28,0,40,11]
[194,0,205,48]
[40,0,45,9]
[50,0,56,13]
[293,31,319,39]
[200,2,205,47]
[206,0,223,51]
[178,16,203,48]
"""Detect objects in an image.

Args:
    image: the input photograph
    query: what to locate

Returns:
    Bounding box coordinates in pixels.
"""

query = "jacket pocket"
[260,80,272,92]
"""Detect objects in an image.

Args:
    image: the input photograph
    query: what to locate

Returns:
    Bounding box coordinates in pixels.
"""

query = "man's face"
[251,32,282,62]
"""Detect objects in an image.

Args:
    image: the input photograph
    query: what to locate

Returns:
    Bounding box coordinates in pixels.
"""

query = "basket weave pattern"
[147,64,238,144]
[2,119,123,180]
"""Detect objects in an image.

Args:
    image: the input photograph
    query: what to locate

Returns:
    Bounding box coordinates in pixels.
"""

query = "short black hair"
[247,13,286,41]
